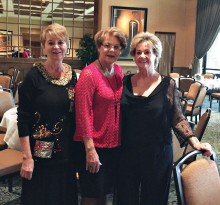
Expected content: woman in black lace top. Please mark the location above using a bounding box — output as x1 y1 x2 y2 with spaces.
17 23 78 205
116 32 212 205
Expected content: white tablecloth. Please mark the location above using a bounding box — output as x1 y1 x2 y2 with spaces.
0 107 21 151
199 78 220 90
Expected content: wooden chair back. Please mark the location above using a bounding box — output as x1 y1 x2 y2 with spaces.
178 77 195 97
194 108 211 140
202 73 215 79
180 97 188 115
185 85 207 124
0 149 23 192
74 69 81 74
193 86 208 110
7 67 16 77
172 132 185 163
169 72 180 79
185 81 201 101
0 75 12 89
183 108 211 163
0 89 15 119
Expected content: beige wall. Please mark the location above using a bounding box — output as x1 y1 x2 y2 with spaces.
98 0 196 68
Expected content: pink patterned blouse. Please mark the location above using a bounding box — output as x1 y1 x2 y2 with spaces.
73 63 124 148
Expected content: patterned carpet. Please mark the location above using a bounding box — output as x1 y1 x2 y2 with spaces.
0 96 219 205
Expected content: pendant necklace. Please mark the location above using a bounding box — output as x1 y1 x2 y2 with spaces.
98 59 115 77
98 59 118 123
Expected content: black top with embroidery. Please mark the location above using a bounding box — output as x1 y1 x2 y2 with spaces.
17 63 77 159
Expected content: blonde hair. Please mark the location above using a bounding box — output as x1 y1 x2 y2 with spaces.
130 32 162 68
41 23 69 47
94 27 127 50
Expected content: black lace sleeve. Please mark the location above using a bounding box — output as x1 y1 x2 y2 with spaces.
167 78 194 147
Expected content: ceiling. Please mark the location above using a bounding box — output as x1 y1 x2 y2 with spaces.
0 0 94 20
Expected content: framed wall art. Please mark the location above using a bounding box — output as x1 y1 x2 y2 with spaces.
111 6 148 60
0 30 13 52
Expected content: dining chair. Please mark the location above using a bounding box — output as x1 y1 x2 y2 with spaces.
202 73 215 79
0 74 12 89
169 72 180 79
172 131 186 163
210 92 220 112
74 69 81 80
182 108 211 164
184 81 202 102
0 107 21 151
7 67 16 77
74 69 81 74
184 84 207 124
0 148 23 192
7 67 17 90
179 97 188 115
181 82 201 121
178 77 195 97
173 150 220 205
0 134 4 144
0 88 15 121
11 69 20 95
0 125 7 151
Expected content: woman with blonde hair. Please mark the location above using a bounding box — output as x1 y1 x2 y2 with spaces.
18 23 78 205
117 31 212 205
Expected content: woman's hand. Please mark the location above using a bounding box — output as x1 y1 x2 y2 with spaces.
85 147 101 174
19 137 34 180
20 157 34 180
189 136 212 157
193 142 213 157
83 137 102 173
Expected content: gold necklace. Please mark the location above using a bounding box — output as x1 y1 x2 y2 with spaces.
37 63 72 86
99 59 118 123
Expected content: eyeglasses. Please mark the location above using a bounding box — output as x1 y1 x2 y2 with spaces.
101 44 122 51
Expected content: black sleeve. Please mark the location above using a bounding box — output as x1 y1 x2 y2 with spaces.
17 67 38 137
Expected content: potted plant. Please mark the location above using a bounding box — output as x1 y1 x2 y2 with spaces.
75 33 98 68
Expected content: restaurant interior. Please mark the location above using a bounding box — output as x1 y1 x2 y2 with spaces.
0 0 200 78
0 0 220 204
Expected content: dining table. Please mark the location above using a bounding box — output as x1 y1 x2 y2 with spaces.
0 107 21 151
199 78 220 97
199 78 220 91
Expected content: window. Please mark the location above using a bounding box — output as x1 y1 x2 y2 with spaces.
0 0 97 59
203 31 220 74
